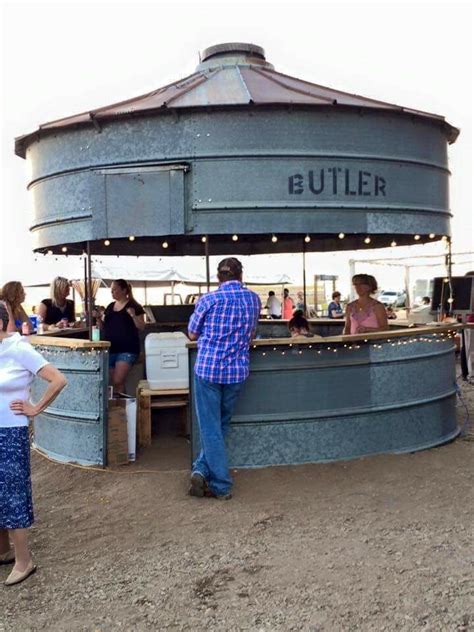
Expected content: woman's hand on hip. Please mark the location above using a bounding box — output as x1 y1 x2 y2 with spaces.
10 400 39 417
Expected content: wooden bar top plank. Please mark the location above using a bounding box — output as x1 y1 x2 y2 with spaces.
30 336 110 350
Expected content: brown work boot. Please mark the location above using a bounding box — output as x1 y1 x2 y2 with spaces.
188 472 207 497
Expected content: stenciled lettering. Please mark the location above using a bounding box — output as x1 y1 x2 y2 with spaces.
288 167 387 197
288 173 304 195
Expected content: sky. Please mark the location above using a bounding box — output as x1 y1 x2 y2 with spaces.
0 0 472 296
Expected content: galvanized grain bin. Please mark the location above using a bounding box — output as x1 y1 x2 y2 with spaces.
16 42 459 257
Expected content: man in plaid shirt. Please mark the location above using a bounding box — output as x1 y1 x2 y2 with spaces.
188 257 261 500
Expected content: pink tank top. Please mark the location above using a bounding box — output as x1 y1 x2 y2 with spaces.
349 301 380 334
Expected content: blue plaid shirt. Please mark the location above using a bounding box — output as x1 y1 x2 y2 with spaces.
188 281 261 384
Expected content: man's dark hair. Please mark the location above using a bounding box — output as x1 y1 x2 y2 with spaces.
332 291 341 300
268 291 275 296
422 296 431 304
283 288 289 296
217 257 243 283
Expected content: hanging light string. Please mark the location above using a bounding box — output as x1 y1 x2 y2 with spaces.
250 330 457 356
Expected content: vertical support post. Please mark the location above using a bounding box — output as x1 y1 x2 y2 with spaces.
302 238 307 316
86 241 93 340
446 237 453 315
205 236 210 293
349 259 356 300
144 280 148 305
404 265 411 313
83 252 89 324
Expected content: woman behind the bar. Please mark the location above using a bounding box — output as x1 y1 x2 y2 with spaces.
288 310 311 337
0 311 67 586
38 276 75 329
0 282 32 334
97 279 145 395
344 274 388 335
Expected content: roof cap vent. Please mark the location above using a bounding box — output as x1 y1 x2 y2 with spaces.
201 42 266 63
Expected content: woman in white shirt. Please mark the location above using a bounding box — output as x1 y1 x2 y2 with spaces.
0 315 67 586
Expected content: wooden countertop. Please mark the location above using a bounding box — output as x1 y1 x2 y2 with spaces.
186 323 462 349
29 335 110 349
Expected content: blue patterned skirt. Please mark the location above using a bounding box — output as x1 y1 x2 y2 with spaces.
0 426 34 529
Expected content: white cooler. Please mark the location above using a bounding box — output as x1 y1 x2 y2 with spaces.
145 332 189 389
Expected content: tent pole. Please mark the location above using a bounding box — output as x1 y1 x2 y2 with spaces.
86 242 93 340
205 236 210 293
144 280 148 305
302 238 307 316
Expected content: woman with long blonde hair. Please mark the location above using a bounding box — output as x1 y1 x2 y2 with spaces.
38 277 75 328
0 282 32 334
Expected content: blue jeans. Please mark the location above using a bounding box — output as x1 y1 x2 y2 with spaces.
192 375 243 496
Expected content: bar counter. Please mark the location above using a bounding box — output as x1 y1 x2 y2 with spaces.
28 324 461 468
188 324 461 468
30 336 110 466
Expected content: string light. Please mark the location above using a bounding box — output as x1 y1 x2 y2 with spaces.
104 240 110 246
414 234 421 241
129 235 135 241
271 235 278 243
61 246 68 253
232 234 239 241
338 233 345 239
47 250 53 255
304 235 311 243
162 241 169 249
254 332 454 357
390 240 397 247
429 233 435 239
364 236 371 244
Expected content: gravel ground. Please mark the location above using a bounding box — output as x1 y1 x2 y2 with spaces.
1 380 473 631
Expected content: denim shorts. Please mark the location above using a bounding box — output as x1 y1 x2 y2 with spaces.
109 352 138 368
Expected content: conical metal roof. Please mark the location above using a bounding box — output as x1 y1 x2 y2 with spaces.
15 42 459 157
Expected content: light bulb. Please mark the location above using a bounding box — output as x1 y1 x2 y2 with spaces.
304 235 311 243
414 234 421 241
129 235 135 241
338 233 345 239
271 235 278 243
61 246 68 253
201 236 207 243
162 241 168 249
47 250 53 255
104 240 110 246
390 240 397 247
429 233 435 239
232 234 238 241
364 236 371 244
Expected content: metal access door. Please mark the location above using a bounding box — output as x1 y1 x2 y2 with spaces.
102 165 186 238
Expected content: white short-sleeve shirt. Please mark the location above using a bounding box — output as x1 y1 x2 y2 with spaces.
0 333 49 428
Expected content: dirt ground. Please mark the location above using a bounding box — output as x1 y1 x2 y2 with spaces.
1 380 473 632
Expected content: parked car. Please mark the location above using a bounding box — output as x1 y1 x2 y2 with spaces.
378 290 406 307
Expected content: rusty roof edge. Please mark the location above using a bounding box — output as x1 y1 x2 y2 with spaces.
257 66 449 121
